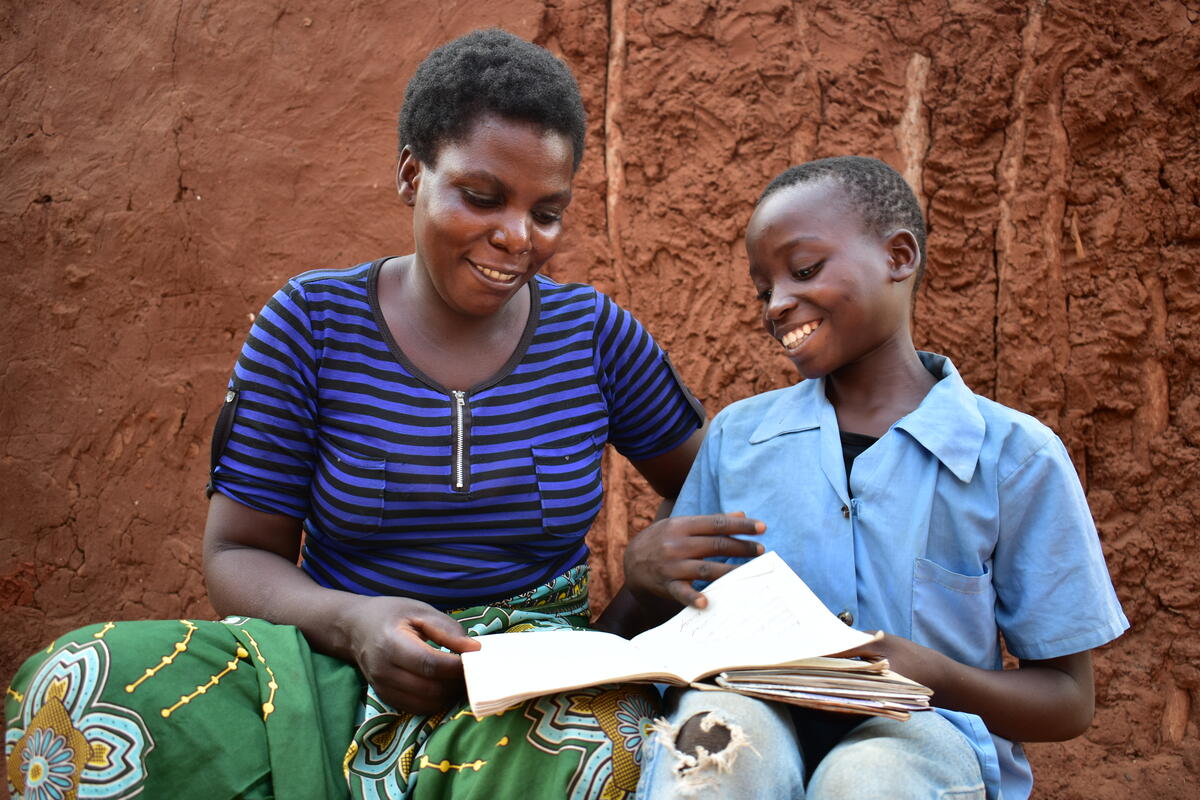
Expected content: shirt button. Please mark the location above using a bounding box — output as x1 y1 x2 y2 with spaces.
837 610 854 626
841 505 850 518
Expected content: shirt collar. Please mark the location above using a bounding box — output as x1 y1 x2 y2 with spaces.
747 352 985 483
894 353 985 483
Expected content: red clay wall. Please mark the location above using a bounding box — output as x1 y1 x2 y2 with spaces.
2 1 1198 796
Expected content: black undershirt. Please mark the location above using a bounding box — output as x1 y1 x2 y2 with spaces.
840 431 879 497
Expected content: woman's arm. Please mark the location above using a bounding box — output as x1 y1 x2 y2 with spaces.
838 634 1095 742
203 493 478 714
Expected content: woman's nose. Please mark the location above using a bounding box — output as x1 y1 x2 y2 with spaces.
490 212 532 254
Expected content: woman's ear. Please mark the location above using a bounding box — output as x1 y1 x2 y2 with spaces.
396 146 421 206
885 229 920 283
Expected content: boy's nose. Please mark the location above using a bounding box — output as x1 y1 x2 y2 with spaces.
765 289 797 320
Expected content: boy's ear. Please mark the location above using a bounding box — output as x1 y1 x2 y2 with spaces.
396 146 422 206
885 229 920 283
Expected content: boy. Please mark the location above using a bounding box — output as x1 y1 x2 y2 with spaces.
624 156 1128 799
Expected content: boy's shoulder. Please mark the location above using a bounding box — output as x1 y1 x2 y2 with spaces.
919 352 1070 481
969 391 1066 481
708 382 816 441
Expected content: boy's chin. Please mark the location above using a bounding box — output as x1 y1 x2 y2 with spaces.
787 357 831 381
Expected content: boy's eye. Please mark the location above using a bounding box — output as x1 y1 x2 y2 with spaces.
533 208 563 225
756 287 772 303
793 260 825 280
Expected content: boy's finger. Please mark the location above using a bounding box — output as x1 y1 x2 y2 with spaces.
700 535 765 559
666 579 707 609
700 513 766 536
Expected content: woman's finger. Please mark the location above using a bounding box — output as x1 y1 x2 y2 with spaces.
389 630 468 681
413 612 481 654
370 669 464 714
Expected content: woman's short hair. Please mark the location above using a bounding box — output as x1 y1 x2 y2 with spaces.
399 28 587 171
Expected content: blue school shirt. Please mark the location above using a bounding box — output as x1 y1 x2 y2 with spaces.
677 352 1128 800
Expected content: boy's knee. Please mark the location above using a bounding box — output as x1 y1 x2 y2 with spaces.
808 714 984 800
674 712 733 756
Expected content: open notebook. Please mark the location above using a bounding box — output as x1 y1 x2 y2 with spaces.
462 551 932 719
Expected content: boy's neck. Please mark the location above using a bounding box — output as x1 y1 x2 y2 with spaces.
824 335 937 438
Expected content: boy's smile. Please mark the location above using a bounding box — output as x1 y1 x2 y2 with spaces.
779 319 823 352
745 178 916 381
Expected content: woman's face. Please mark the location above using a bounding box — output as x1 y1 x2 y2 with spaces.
399 114 575 319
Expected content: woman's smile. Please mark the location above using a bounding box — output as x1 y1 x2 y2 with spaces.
467 259 522 286
399 114 575 321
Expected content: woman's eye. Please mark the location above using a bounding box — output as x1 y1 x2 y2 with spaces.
462 190 499 207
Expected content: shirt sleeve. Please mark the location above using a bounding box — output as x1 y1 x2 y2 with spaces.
592 291 704 460
208 280 320 519
993 434 1129 660
670 414 724 518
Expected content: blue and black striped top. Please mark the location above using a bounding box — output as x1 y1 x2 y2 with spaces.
210 259 704 608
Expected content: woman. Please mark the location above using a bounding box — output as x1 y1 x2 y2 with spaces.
5 29 759 800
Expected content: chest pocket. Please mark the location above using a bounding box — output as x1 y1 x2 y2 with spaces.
911 557 1000 668
311 439 388 541
533 437 604 539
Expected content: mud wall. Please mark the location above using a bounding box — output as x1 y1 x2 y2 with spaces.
2 1 1198 796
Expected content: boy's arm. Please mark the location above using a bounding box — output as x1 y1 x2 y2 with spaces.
598 415 765 636
838 635 1095 742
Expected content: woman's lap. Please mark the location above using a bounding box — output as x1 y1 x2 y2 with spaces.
6 569 661 800
5 617 361 799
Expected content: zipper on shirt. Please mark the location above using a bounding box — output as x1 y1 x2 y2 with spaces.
451 390 471 493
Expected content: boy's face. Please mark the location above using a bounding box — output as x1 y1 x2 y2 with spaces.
745 179 916 380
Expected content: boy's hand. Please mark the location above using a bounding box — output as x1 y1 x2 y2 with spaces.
834 632 1097 742
623 512 765 609
833 632 949 690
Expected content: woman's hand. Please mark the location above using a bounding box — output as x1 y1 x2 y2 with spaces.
344 596 481 715
204 494 482 715
623 512 765 610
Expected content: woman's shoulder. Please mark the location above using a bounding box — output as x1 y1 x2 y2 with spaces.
281 259 379 295
532 272 599 303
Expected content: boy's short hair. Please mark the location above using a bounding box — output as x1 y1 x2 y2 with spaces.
398 28 587 172
759 156 928 292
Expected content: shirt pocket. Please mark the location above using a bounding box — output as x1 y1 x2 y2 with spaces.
532 436 604 539
911 557 999 668
312 439 388 541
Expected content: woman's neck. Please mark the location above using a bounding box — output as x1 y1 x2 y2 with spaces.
378 255 532 391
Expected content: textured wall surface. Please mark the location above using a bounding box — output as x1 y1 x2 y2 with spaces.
2 1 1198 796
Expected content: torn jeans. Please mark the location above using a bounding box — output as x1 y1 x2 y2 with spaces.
637 689 986 799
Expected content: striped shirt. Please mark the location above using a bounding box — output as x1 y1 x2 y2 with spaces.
210 259 704 607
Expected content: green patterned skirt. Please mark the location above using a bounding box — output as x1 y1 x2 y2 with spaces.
5 566 659 799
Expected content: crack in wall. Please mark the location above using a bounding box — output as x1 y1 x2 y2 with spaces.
993 0 1043 400
896 52 932 216
603 0 631 567
1043 64 1071 434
